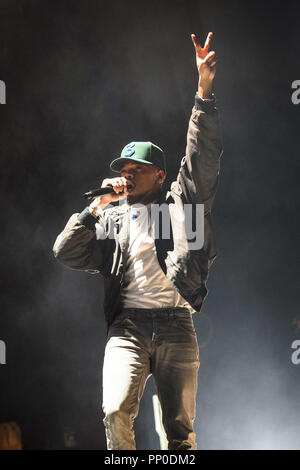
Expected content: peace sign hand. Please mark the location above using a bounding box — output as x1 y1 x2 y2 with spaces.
191 32 217 98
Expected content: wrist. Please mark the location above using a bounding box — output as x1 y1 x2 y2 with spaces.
89 206 100 217
89 196 110 217
197 78 213 100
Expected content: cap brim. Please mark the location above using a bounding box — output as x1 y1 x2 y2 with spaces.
110 157 154 172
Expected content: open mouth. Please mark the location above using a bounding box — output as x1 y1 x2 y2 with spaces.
126 182 135 192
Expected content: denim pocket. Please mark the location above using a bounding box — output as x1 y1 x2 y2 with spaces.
174 315 196 335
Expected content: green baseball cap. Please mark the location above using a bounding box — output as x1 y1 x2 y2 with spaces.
110 141 166 173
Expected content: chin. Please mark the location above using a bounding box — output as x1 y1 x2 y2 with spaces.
126 193 139 205
126 192 145 205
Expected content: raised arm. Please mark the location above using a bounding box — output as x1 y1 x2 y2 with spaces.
174 32 223 211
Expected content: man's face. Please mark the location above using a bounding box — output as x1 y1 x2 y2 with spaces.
120 161 165 204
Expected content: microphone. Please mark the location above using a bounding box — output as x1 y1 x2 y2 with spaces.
83 187 115 200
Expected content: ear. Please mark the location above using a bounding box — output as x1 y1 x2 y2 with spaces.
156 169 166 186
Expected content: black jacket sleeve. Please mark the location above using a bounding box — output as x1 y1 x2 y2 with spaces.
174 93 223 213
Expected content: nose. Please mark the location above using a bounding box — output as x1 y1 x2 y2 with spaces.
121 168 134 179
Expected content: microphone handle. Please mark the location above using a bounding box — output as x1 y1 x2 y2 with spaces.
83 187 115 200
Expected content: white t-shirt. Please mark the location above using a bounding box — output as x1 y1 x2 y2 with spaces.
120 202 195 313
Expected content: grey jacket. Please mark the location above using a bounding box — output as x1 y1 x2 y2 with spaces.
53 93 223 327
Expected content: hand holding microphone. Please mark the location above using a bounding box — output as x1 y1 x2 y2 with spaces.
86 177 129 216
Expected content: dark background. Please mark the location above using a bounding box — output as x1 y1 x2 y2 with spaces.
0 0 299 449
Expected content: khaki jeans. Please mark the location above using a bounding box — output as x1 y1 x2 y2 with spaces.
102 307 200 450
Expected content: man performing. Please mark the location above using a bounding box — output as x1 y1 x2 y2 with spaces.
53 32 222 450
